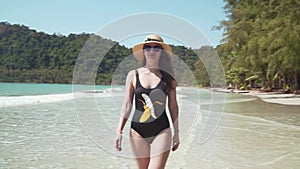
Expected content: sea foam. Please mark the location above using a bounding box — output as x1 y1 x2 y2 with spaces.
0 93 75 107
0 91 113 108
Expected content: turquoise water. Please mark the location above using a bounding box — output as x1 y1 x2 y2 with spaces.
0 83 299 168
0 83 109 96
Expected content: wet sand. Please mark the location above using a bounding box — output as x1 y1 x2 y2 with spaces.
242 91 300 105
214 88 300 105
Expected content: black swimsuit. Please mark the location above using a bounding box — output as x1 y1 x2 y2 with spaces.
131 70 170 144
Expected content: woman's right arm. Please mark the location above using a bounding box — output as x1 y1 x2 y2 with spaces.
115 70 136 151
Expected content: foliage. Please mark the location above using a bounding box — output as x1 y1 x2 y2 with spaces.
216 0 300 91
0 22 215 86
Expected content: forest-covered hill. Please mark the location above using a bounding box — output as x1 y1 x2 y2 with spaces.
0 22 210 85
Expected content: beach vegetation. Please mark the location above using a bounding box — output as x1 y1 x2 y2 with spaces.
216 0 300 92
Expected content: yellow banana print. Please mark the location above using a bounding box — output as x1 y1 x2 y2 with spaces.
139 101 151 123
139 93 163 123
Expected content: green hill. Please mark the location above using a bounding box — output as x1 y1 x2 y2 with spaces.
0 22 209 85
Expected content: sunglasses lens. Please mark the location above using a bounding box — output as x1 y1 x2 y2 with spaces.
153 46 162 52
143 45 162 52
143 45 151 51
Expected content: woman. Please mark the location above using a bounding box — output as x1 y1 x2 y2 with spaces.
115 34 179 169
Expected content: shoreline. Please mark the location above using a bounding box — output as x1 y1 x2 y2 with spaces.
242 90 300 106
213 88 300 106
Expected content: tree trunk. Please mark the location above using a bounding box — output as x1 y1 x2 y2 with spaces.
294 70 298 91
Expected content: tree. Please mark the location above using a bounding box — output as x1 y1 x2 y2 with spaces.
216 0 300 92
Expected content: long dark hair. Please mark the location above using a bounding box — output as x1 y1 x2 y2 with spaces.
142 50 176 92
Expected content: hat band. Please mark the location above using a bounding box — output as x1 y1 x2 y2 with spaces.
145 38 162 42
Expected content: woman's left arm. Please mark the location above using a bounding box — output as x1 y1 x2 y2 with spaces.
168 80 179 151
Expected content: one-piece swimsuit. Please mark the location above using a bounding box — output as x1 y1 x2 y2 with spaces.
131 70 170 144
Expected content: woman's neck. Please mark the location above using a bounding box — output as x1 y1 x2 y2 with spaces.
143 64 161 74
145 62 159 69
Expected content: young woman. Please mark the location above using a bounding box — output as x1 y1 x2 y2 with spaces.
115 34 179 169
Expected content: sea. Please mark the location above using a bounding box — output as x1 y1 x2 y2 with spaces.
0 82 299 169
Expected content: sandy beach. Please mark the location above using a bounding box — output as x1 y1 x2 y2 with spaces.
241 91 300 106
214 88 300 106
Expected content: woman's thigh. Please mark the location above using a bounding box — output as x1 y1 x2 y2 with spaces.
149 128 172 168
130 129 151 158
151 128 172 156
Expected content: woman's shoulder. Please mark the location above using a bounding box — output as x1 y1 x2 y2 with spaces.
126 69 139 88
127 70 137 77
126 69 140 80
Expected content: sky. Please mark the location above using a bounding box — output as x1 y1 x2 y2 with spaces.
0 0 227 48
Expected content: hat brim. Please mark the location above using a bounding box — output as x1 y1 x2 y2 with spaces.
132 41 172 63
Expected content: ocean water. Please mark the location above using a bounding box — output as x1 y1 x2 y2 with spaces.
0 83 299 168
0 83 108 96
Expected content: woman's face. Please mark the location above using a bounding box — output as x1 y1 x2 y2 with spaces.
143 43 162 63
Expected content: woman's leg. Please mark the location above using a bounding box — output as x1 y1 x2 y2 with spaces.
148 128 172 169
130 129 151 169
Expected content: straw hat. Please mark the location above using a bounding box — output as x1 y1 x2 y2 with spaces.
132 34 172 63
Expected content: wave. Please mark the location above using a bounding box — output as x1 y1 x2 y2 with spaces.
259 150 300 166
0 91 112 108
0 93 75 107
224 112 300 130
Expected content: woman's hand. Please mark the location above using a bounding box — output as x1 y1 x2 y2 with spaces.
115 132 122 151
172 132 180 151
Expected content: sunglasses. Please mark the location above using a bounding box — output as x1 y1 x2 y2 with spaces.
143 45 162 52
